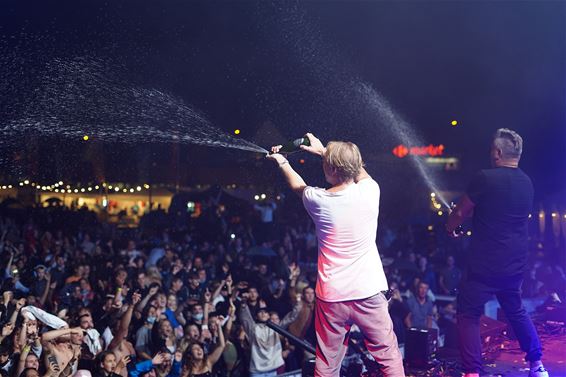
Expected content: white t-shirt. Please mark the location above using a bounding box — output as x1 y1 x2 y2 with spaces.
302 178 388 302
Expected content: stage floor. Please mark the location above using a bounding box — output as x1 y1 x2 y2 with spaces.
482 333 566 377
406 331 566 377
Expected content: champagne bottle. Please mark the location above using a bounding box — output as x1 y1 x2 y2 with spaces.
274 136 311 154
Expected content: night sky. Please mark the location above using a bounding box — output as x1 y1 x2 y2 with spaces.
1 1 565 208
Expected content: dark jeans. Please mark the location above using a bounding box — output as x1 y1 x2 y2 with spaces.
457 273 542 373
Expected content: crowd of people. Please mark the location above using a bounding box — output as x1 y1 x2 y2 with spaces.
0 190 562 377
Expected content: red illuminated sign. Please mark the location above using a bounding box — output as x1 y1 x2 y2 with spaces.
392 144 445 158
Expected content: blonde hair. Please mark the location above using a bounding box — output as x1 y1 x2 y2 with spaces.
323 141 363 183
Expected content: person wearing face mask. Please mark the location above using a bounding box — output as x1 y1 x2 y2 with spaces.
239 299 284 377
135 306 158 361
190 304 205 325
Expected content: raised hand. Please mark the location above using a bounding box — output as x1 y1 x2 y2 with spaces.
300 133 326 156
1 323 14 337
174 350 183 363
148 285 159 296
117 355 131 369
152 352 166 365
172 264 182 275
131 292 142 305
203 289 212 303
289 263 301 280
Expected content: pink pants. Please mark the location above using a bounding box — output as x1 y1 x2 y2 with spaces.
314 293 405 377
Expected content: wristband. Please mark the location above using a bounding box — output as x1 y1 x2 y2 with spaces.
278 160 289 167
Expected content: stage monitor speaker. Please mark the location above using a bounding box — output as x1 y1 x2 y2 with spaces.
405 327 438 368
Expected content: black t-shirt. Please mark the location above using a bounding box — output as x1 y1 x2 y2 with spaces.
467 167 533 277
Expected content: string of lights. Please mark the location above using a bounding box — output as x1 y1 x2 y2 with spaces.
0 180 151 193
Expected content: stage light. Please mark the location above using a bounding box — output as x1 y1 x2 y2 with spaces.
114 187 119 192
58 181 63 185
230 233 236 239
144 184 150 189
234 129 241 135
95 185 99 189
136 186 142 191
254 195 259 201
466 231 472 236
88 187 92 191
24 180 29 185
299 159 305 164
260 193 266 199
83 135 89 141
451 120 458 126
430 193 436 198
73 189 78 193
108 185 113 189
80 188 85 192
551 212 557 218
427 225 433 231
437 211 443 216
528 214 532 218
130 188 134 193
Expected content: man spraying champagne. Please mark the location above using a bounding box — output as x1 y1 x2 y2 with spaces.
267 133 404 377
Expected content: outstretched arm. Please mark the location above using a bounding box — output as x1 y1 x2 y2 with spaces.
109 293 141 349
268 132 331 197
267 153 308 197
207 318 226 366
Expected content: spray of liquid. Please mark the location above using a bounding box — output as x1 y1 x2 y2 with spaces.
0 56 268 154
259 4 451 208
354 83 451 208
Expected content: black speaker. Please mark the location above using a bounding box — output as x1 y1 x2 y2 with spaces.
405 327 438 368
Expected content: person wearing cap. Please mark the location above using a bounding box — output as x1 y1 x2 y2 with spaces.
239 299 284 377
